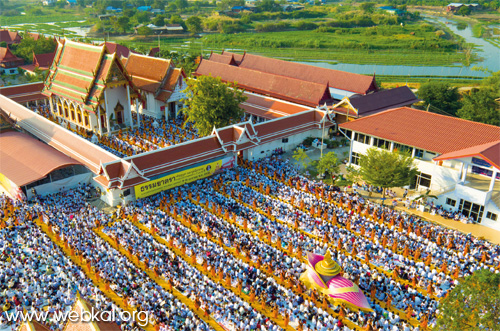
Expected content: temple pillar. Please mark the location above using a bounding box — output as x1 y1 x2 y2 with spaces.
461 163 468 183
489 170 498 192
49 96 54 114
348 130 355 165
104 90 111 134
135 99 141 128
98 107 103 136
127 85 133 129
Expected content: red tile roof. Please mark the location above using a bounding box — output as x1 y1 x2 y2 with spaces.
148 47 160 57
129 136 225 174
125 53 171 82
59 41 103 74
0 82 47 103
0 131 80 186
339 107 500 154
434 140 500 171
221 51 244 64
0 47 23 65
124 54 184 102
194 59 332 107
28 32 41 41
0 29 21 45
241 92 310 119
208 52 237 65
163 68 182 90
33 51 55 68
236 52 377 95
102 42 135 58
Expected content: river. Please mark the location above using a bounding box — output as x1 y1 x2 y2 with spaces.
298 16 499 79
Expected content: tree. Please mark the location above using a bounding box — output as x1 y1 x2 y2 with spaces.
153 14 165 27
344 165 362 186
186 16 203 34
182 75 247 136
137 26 153 36
436 269 500 330
292 148 310 171
257 0 280 12
457 88 500 126
358 148 418 200
360 2 375 13
174 0 188 10
457 5 471 16
418 81 462 116
314 152 340 177
10 35 57 63
133 11 150 24
218 0 244 11
110 16 130 34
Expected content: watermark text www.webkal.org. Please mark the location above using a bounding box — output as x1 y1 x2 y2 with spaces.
1 308 149 327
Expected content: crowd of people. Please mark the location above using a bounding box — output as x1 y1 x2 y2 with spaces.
1 155 499 331
29 105 199 158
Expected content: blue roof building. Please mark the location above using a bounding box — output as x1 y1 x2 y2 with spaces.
137 6 152 11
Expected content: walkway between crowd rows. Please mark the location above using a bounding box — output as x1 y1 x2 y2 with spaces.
31 216 157 331
213 185 423 328
93 220 225 331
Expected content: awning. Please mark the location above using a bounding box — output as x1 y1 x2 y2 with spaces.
0 131 81 186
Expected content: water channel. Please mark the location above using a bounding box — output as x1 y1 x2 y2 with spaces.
298 16 499 78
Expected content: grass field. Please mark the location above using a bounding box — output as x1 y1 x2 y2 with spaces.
196 25 469 66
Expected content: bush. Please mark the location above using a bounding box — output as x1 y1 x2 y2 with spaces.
295 21 318 31
255 21 290 32
137 26 153 36
303 137 315 146
3 9 20 16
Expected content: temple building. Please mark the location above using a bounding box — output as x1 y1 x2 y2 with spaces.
123 53 186 120
42 39 139 135
0 47 24 75
0 29 22 45
19 51 55 75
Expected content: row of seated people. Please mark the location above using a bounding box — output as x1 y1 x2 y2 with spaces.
19 185 212 331
234 171 460 288
28 105 200 157
178 174 432 330
102 218 282 331
248 156 499 273
0 191 139 331
122 199 350 330
123 187 373 330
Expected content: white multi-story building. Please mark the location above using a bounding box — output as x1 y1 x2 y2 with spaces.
340 107 500 230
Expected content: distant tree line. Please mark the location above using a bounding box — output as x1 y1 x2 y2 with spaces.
418 71 500 126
